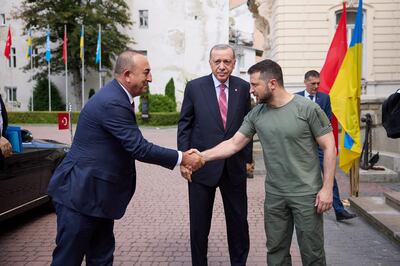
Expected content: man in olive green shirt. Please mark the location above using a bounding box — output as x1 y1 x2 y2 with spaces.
198 59 336 265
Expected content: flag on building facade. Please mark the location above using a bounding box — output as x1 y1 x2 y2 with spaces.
26 29 32 59
3 25 12 59
330 0 363 173
45 29 51 62
80 25 84 61
320 2 347 93
95 29 101 64
62 27 67 65
319 2 348 151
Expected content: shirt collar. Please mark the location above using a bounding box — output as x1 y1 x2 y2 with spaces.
117 81 134 105
304 90 316 99
212 74 229 89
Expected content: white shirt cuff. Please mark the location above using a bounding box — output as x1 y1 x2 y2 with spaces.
176 151 182 166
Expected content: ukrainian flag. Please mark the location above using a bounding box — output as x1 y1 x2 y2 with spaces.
80 25 84 61
26 29 32 59
330 0 363 173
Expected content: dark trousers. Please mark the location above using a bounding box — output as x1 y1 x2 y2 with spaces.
318 153 345 214
188 168 249 266
51 203 115 266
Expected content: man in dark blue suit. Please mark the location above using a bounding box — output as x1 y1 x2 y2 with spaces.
296 70 356 221
48 50 204 266
0 94 12 160
178 44 251 266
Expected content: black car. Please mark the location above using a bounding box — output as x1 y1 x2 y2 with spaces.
0 130 68 221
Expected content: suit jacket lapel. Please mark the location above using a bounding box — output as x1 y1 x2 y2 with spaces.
201 75 225 130
316 92 322 106
113 79 137 123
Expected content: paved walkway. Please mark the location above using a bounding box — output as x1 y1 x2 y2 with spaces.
0 125 399 265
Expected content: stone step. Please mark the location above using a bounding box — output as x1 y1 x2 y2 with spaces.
359 166 400 182
385 191 400 212
349 196 400 245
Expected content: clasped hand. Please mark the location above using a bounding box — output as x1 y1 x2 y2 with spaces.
180 149 204 182
0 136 12 158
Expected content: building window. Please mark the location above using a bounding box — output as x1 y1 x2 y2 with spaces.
137 50 147 56
32 48 39 68
237 53 245 69
336 10 361 46
139 10 148 28
8 47 16 68
0 14 5 26
5 87 17 102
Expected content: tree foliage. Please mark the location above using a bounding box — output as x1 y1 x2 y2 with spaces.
165 78 176 102
30 78 65 111
15 0 133 105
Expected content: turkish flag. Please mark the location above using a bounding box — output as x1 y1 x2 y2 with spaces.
4 26 12 59
58 113 69 130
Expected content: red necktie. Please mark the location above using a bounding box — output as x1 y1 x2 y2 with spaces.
218 84 227 129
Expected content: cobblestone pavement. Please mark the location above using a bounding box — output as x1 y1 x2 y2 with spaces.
0 125 399 265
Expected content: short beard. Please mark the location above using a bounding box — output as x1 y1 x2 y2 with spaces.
258 90 272 104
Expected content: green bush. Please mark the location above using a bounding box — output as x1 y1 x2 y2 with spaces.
8 111 179 126
30 78 65 111
137 112 180 126
165 78 177 111
8 111 80 124
165 78 176 102
139 94 175 112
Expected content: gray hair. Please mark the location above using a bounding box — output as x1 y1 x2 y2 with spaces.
114 49 140 76
209 44 236 60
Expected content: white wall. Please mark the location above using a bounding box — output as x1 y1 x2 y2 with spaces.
128 0 229 109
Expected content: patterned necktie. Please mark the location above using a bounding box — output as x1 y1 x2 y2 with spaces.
218 84 227 129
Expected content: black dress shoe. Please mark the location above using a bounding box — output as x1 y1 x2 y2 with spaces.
336 210 357 221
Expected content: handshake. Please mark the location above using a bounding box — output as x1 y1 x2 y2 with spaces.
181 149 205 182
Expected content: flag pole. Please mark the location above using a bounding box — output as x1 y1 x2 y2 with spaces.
65 24 68 111
47 26 51 112
99 24 102 89
81 24 85 109
69 102 73 143
48 56 51 111
29 28 34 111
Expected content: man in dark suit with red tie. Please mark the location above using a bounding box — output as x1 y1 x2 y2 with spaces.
48 50 204 266
296 70 356 221
178 44 252 266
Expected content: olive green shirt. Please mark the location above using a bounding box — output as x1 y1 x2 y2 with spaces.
239 95 332 196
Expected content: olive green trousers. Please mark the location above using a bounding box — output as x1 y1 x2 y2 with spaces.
264 193 326 266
